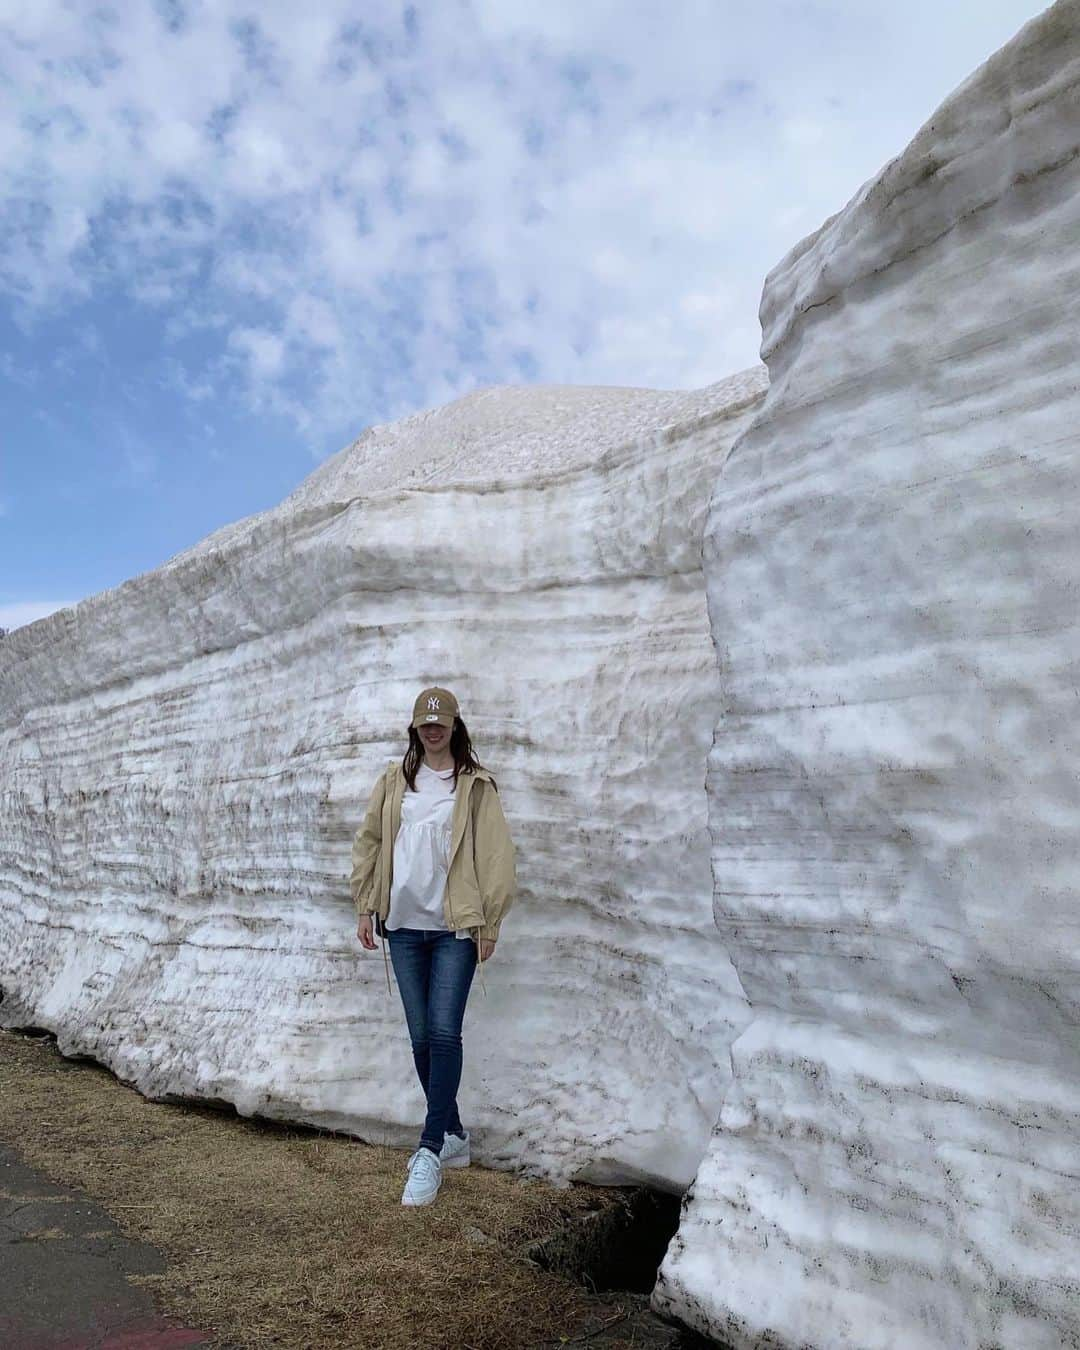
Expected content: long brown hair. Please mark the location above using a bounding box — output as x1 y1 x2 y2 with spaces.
402 716 490 793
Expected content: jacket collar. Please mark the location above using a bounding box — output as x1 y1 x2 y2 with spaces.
387 760 494 787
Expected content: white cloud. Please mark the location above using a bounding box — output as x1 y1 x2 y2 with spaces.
228 326 287 379
0 0 1050 450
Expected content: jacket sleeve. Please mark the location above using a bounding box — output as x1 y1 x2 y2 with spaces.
472 779 517 942
350 770 387 915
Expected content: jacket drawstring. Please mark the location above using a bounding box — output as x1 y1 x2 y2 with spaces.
475 927 486 997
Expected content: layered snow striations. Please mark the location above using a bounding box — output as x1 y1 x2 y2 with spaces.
2 2 1079 1347
0 370 765 1189
653 3 1080 1347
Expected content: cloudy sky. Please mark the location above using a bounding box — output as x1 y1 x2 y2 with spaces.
0 0 1047 631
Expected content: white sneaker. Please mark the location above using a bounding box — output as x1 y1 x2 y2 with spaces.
401 1147 442 1206
438 1129 471 1168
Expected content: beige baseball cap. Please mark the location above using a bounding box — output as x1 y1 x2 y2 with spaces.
411 686 460 730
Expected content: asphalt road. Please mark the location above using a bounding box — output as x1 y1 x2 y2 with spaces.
0 1141 212 1350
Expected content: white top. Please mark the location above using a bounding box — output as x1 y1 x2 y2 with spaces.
387 763 473 938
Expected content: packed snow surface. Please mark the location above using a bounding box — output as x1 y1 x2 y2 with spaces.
0 367 766 1194
2 2 1079 1347
652 3 1080 1347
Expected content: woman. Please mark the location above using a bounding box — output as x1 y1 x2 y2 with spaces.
350 685 517 1208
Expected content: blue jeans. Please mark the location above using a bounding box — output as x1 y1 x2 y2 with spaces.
387 927 478 1154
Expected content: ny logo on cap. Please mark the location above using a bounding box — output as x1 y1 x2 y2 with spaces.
427 696 440 710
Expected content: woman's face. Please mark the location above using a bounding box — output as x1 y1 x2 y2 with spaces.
418 721 451 753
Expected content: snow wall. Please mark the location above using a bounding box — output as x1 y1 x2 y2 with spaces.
1 3 1078 1348
653 2 1080 1347
0 371 765 1193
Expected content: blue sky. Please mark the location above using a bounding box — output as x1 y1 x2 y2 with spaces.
1 0 1048 632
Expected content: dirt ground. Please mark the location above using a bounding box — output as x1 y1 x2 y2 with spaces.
0 1027 701 1350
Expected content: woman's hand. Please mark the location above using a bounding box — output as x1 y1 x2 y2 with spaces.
356 915 495 962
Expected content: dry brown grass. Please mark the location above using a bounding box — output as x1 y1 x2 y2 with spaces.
0 1028 684 1350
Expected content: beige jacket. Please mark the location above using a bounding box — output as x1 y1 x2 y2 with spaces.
349 761 517 996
